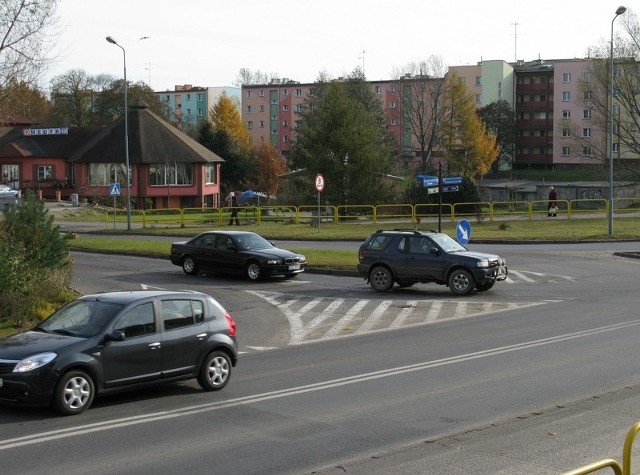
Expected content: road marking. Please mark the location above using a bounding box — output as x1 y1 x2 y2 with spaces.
4 319 640 452
508 270 535 282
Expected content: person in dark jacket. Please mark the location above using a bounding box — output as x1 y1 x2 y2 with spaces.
229 194 240 225
547 186 558 217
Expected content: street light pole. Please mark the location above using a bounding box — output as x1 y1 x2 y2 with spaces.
106 36 132 231
609 6 626 236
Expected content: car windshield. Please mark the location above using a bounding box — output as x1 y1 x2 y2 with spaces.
36 300 124 338
431 233 467 253
234 233 274 251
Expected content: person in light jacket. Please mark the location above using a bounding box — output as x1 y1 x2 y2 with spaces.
547 186 558 217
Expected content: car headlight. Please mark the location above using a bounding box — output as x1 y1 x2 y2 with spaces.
266 259 282 265
13 352 57 372
476 259 490 268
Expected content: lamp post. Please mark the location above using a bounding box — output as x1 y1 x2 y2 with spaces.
106 36 132 231
609 6 626 236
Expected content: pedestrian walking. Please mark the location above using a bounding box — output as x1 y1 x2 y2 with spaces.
548 186 558 217
229 194 240 225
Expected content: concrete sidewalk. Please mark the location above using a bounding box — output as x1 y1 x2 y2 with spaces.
317 385 640 474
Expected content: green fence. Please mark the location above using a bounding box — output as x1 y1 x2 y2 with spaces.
103 197 640 229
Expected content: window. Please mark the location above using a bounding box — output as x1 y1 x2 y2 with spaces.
282 120 288 127
205 164 217 184
390 118 397 126
259 120 264 128
247 90 253 98
282 135 288 143
613 104 620 115
149 163 193 186
582 128 591 137
114 303 155 338
247 121 253 129
259 89 264 96
258 105 264 112
246 105 252 113
389 85 397 92
198 108 204 117
186 94 191 100
374 85 381 94
562 128 570 137
583 109 592 119
282 89 288 96
562 91 571 101
583 71 592 82
389 101 396 109
475 76 482 86
613 143 620 152
161 299 204 330
562 110 571 119
582 146 592 156
562 72 571 83
562 146 571 156
583 91 592 100
89 163 130 186
197 93 204 101
295 88 302 96
295 104 303 112
282 104 288 111
37 165 53 181
475 94 482 103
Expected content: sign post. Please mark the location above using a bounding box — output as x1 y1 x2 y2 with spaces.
109 183 121 229
314 173 325 233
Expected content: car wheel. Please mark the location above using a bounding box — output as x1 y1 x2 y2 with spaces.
449 269 475 296
198 350 232 391
476 280 496 292
246 261 262 281
182 256 198 275
369 266 394 292
52 370 95 415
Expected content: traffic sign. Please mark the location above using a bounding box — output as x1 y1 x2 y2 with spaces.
442 176 463 185
427 187 439 194
315 173 325 192
456 219 471 245
109 183 121 196
442 186 459 193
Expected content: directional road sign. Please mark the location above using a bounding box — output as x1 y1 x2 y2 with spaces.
456 219 471 245
109 183 121 197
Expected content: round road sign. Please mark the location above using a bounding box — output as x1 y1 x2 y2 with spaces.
315 173 325 192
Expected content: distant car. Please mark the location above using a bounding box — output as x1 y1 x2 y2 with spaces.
170 230 306 281
357 229 507 295
0 290 238 415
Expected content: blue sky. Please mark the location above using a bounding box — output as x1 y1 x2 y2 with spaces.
46 0 630 91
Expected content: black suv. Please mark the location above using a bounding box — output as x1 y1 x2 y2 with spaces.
357 230 507 295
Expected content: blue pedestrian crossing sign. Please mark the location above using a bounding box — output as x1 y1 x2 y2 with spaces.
456 219 471 245
109 183 121 196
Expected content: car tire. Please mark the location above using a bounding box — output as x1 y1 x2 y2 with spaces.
475 280 496 292
52 370 95 415
369 266 394 292
182 256 198 275
246 261 262 281
449 269 475 296
198 351 232 391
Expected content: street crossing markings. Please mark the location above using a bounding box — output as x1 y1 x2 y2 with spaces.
247 291 551 345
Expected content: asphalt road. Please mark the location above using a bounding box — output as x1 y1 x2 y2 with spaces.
3 243 640 474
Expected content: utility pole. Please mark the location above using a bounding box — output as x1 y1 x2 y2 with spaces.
511 22 519 61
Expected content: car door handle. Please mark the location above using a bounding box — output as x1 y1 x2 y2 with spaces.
148 342 161 349
196 333 207 340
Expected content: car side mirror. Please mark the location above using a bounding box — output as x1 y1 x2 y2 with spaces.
104 330 126 343
429 247 441 256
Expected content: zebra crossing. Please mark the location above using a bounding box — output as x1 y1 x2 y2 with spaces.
247 290 552 345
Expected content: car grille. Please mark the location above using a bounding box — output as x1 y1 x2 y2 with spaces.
0 360 18 374
284 257 302 264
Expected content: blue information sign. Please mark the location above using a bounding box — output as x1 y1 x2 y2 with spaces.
456 219 471 245
109 183 121 196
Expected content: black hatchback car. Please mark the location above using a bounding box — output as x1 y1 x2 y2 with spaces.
0 290 238 415
357 229 507 295
170 230 306 281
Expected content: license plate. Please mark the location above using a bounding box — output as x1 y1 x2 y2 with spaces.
0 377 3 388
288 264 300 270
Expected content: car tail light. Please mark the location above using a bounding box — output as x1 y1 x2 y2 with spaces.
225 313 237 336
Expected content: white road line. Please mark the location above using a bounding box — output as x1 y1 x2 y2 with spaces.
390 300 418 328
454 302 468 319
508 270 536 282
424 301 443 323
293 298 345 344
356 300 393 334
322 300 370 339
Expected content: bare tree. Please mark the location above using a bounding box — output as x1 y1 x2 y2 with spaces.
0 0 60 100
391 56 448 174
233 68 270 86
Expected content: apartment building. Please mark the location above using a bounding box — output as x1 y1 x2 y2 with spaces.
240 58 629 171
156 84 241 129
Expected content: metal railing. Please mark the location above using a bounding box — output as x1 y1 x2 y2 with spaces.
102 197 640 229
562 421 640 475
